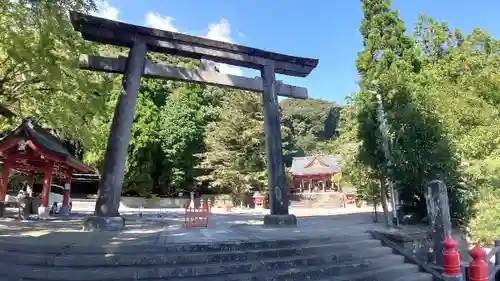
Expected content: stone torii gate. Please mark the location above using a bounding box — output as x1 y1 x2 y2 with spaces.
70 12 319 230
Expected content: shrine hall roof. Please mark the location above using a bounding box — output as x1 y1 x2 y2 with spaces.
290 155 341 176
0 119 94 174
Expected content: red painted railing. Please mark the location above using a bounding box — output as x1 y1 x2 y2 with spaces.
442 236 493 281
184 203 210 227
443 236 462 278
469 245 488 281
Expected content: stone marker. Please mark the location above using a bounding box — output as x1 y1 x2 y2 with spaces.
425 180 452 267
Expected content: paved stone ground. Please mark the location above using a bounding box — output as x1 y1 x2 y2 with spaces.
0 205 388 247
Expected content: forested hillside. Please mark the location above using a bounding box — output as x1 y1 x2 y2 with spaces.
280 99 340 164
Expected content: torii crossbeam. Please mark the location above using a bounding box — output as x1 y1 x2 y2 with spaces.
70 12 319 230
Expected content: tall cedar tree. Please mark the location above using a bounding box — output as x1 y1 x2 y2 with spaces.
356 0 466 225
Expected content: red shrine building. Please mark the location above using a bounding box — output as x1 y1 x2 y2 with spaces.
0 119 94 218
290 155 341 194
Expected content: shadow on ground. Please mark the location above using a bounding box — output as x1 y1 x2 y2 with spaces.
0 207 390 248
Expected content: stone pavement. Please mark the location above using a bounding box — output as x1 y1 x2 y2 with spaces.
0 206 388 247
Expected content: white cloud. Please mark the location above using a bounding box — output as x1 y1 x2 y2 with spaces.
206 18 232 43
145 12 178 32
92 0 119 21
205 18 243 76
141 13 243 76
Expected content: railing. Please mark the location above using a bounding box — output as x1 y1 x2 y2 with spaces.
369 230 445 280
184 202 210 227
442 236 500 281
485 240 500 281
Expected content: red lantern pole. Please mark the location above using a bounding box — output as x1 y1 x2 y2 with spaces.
443 236 463 280
469 245 488 281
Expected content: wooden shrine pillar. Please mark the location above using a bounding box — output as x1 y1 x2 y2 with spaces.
83 41 148 231
261 61 296 226
60 173 72 216
39 161 53 219
0 160 11 202
0 159 11 217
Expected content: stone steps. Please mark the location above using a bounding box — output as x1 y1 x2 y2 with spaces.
0 240 388 267
0 233 434 281
0 233 374 254
394 272 434 281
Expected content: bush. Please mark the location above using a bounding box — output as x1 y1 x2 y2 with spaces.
468 186 500 245
466 158 500 245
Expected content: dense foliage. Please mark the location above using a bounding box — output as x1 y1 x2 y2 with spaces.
326 0 500 242
2 0 500 243
0 0 109 146
280 99 340 162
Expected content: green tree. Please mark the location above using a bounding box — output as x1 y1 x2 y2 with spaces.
0 0 110 146
159 83 209 193
280 98 340 158
355 0 417 225
354 0 470 226
200 91 267 197
412 18 500 228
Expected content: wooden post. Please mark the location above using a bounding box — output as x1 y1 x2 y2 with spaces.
0 159 11 202
60 173 72 216
261 61 296 226
189 191 195 208
95 42 147 216
425 180 452 267
0 159 11 217
84 41 147 231
38 162 53 219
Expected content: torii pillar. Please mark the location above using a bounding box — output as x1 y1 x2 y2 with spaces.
261 61 296 226
83 42 148 231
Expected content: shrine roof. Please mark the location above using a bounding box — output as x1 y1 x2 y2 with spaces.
0 119 94 174
290 155 341 175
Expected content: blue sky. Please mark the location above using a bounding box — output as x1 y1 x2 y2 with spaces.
94 0 500 105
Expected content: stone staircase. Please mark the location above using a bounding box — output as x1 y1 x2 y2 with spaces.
289 193 344 209
0 232 433 281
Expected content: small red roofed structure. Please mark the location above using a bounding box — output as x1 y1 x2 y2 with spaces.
0 119 94 218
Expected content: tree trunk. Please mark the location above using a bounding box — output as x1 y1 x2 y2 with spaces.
379 176 391 227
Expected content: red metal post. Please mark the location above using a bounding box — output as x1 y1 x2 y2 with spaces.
40 162 53 208
0 159 11 202
469 245 488 281
443 236 462 278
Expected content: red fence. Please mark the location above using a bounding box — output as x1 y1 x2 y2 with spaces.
443 236 490 281
184 204 210 227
